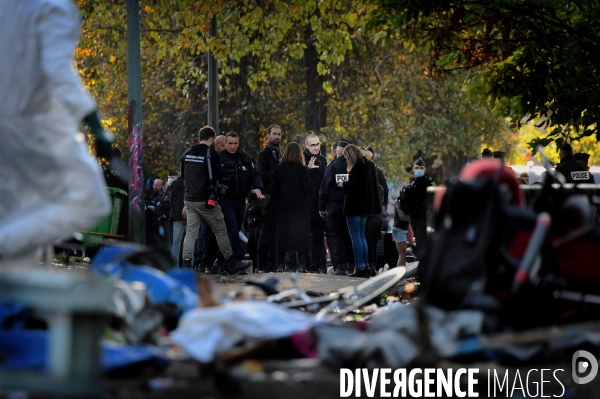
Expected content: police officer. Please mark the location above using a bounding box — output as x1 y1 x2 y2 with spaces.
405 158 435 260
214 131 264 269
180 125 251 274
319 139 355 275
556 144 594 184
257 124 283 273
304 134 328 273
574 153 595 183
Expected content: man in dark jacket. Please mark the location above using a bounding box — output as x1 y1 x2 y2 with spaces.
405 157 435 259
213 131 264 269
574 153 595 183
556 144 594 184
257 125 283 273
319 139 355 275
180 126 251 274
304 134 328 273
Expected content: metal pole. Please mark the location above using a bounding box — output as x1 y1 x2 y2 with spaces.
127 0 146 245
208 15 219 133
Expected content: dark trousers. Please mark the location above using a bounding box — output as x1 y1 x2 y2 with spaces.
410 217 428 259
247 226 259 272
277 251 310 266
162 219 173 252
326 201 355 266
310 220 327 269
258 209 277 271
220 198 245 260
324 222 335 267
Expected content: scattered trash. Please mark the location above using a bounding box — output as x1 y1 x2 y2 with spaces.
171 301 321 363
0 330 169 373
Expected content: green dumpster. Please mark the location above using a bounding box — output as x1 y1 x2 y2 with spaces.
82 187 128 248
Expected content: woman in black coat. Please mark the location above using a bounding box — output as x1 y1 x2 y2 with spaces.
271 142 313 272
342 144 381 277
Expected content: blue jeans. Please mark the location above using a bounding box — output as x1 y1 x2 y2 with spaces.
171 220 186 264
220 198 246 260
346 215 368 269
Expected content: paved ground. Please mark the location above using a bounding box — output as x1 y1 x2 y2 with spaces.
206 272 367 296
52 259 374 296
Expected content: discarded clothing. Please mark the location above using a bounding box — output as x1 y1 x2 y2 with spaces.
171 301 321 363
92 246 198 315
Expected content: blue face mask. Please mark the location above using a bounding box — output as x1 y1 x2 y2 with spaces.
413 169 425 178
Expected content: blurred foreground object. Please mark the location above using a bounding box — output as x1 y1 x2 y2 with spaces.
0 269 114 397
0 0 110 263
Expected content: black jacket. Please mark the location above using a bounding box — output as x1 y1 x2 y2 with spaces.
181 144 224 201
219 150 263 201
272 162 313 252
556 156 595 184
343 159 381 216
319 156 348 211
170 178 185 222
258 145 282 195
303 148 328 220
406 175 435 219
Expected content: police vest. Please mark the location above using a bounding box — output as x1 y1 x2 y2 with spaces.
220 151 252 199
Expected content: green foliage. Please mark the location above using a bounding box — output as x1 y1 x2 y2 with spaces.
75 0 509 183
366 0 600 150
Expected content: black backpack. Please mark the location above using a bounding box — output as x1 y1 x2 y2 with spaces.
395 192 410 222
397 182 415 217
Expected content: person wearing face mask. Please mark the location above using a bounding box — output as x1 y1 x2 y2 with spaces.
404 158 435 260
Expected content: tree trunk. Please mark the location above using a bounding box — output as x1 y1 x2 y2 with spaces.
304 26 327 133
442 153 467 180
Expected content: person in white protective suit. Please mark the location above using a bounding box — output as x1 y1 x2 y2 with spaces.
0 0 115 262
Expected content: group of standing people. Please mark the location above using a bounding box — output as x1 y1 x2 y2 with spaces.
121 124 440 279
171 124 403 278
256 129 391 278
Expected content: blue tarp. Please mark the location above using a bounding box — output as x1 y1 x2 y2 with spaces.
92 245 199 314
0 330 169 372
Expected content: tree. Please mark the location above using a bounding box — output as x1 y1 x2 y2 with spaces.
75 0 510 183
366 0 600 151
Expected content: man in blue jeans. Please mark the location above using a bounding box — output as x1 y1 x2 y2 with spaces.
212 132 264 273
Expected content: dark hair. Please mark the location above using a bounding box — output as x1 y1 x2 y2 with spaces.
281 142 305 165
198 125 217 141
332 141 338 150
111 147 122 159
366 146 375 156
267 124 282 135
560 144 573 158
225 131 239 139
